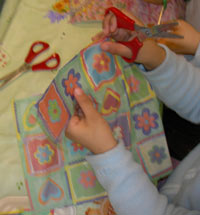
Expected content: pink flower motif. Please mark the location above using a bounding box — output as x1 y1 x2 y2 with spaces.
127 75 140 93
79 170 96 189
93 52 110 74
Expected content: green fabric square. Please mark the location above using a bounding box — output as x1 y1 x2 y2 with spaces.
65 161 106 205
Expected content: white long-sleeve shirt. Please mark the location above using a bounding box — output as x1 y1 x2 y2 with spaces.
86 44 200 215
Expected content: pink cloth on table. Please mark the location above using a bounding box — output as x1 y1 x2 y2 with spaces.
68 0 186 24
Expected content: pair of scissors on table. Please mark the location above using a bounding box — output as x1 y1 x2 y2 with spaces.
105 7 183 63
0 41 60 89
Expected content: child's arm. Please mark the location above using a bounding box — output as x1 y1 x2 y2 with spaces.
65 89 200 215
141 44 200 124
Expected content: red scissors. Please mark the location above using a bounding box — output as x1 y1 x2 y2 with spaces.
105 7 183 63
0 41 60 89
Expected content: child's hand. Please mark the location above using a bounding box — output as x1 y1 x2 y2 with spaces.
99 10 166 70
158 20 200 55
92 10 142 60
65 88 117 154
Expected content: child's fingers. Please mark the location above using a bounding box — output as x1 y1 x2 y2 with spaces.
101 41 132 59
91 31 105 42
65 115 81 139
102 13 112 35
74 88 98 120
103 12 117 36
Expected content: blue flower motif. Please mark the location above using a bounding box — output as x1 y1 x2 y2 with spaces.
133 108 158 135
34 145 54 164
148 145 167 164
62 68 82 100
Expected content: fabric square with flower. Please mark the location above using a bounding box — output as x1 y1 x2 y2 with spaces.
122 64 155 108
65 161 107 205
37 81 71 141
135 132 172 179
61 68 82 100
80 41 121 91
133 107 159 136
24 133 64 176
54 55 85 109
131 99 162 141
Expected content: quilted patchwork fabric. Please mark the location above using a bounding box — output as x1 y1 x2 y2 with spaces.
14 39 172 214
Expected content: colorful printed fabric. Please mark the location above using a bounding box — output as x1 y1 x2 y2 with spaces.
50 0 186 24
14 39 172 214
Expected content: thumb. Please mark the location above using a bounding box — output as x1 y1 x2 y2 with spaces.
74 88 97 119
101 41 132 59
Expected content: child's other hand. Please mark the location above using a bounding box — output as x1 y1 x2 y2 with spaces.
65 88 117 154
158 20 200 55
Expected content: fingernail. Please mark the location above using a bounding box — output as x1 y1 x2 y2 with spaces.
74 88 82 96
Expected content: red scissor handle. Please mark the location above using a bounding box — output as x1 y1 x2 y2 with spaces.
105 7 143 63
105 7 135 31
25 41 60 71
119 38 143 63
31 53 60 71
25 41 49 64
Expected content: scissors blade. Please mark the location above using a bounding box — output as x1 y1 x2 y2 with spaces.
0 64 29 89
154 22 179 32
135 26 154 39
152 31 184 38
136 22 183 39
